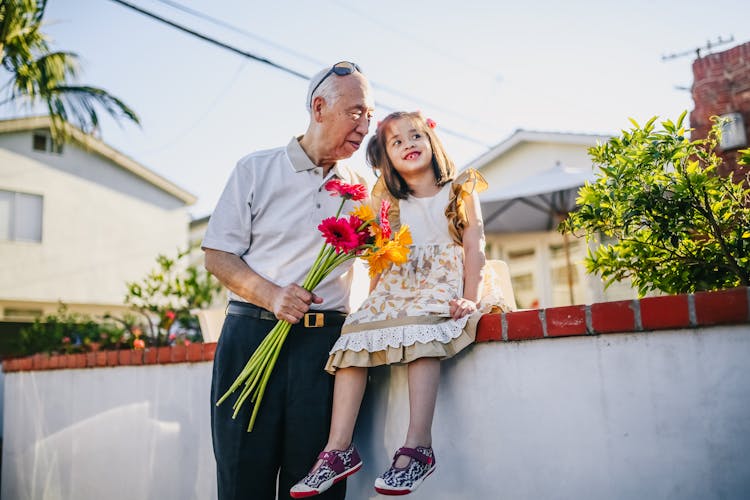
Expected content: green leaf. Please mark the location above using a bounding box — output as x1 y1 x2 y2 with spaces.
569 116 750 293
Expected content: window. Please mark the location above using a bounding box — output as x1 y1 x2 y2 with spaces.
3 308 43 320
507 248 535 260
549 240 580 258
32 131 63 154
0 190 43 242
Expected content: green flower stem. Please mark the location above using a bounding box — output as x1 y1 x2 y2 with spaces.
305 246 336 290
215 319 286 407
305 241 330 289
217 195 369 432
248 325 289 403
231 325 287 415
247 325 291 431
217 242 341 430
229 321 289 422
334 198 346 219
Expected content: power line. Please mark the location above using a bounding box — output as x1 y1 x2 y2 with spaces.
150 0 496 136
151 0 324 67
136 60 249 156
331 0 503 82
106 0 492 148
107 0 308 79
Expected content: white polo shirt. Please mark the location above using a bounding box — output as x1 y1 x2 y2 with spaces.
202 137 368 313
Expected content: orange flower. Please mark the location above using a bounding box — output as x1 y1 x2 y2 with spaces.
394 224 413 246
133 338 145 350
219 179 410 432
363 225 412 277
350 204 375 223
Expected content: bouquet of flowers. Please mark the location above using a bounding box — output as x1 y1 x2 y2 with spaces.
216 179 412 431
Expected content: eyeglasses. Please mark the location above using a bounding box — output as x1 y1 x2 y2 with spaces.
308 61 363 108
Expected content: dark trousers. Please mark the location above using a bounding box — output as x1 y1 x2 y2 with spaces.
211 312 346 500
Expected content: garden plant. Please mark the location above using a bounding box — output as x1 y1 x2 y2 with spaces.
561 113 750 295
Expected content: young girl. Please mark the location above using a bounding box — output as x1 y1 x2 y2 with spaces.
291 111 507 498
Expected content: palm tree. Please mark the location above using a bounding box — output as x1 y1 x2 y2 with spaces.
0 0 139 140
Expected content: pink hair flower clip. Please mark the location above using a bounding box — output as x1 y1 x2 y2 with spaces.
425 118 437 129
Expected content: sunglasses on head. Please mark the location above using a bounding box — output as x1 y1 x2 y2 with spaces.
309 61 363 108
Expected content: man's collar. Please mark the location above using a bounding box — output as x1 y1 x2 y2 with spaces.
286 136 356 183
287 136 320 172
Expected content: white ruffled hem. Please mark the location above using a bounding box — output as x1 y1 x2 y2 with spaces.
329 315 470 354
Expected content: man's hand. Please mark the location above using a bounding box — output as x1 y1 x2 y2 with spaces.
271 284 323 324
448 298 477 320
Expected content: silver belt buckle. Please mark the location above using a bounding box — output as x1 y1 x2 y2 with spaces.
304 312 324 328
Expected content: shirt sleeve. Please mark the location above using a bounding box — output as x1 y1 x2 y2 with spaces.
201 159 254 256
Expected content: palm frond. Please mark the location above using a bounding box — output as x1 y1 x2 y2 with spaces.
1 0 48 63
1 0 139 141
45 85 141 139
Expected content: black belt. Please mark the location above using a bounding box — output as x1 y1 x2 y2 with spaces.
226 301 346 328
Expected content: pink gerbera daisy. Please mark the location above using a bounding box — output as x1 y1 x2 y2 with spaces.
318 216 362 253
379 199 392 239
325 179 368 201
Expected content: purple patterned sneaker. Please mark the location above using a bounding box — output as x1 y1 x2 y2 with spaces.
290 444 363 498
374 446 436 496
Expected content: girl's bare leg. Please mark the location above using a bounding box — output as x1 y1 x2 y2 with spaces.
292 366 367 490
322 366 367 455
396 357 440 467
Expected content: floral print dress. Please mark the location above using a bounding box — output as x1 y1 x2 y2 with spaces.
325 171 509 373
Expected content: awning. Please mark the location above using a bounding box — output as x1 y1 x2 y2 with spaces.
479 163 595 233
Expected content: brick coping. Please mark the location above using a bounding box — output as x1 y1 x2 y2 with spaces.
4 287 749 373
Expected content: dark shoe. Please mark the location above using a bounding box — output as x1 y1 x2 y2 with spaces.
374 446 436 496
290 444 363 498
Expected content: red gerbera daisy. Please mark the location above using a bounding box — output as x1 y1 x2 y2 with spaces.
318 216 362 253
325 179 368 201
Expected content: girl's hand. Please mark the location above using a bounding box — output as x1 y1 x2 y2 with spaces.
449 298 477 319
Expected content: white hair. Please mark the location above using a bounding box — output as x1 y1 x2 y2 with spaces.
306 67 341 114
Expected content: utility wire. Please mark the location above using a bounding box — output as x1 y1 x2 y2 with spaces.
107 0 492 148
108 0 308 79
152 0 324 67
332 0 502 82
151 0 495 135
136 60 248 156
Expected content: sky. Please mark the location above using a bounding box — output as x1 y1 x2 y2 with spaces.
5 0 750 218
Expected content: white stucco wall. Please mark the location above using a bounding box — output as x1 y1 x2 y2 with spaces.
351 325 750 500
0 133 190 306
3 325 749 500
0 369 4 438
2 363 215 500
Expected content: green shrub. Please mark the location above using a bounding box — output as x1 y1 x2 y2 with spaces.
561 113 750 295
124 245 222 346
19 304 133 355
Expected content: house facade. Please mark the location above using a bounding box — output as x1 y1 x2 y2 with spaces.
466 129 637 308
0 116 196 334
